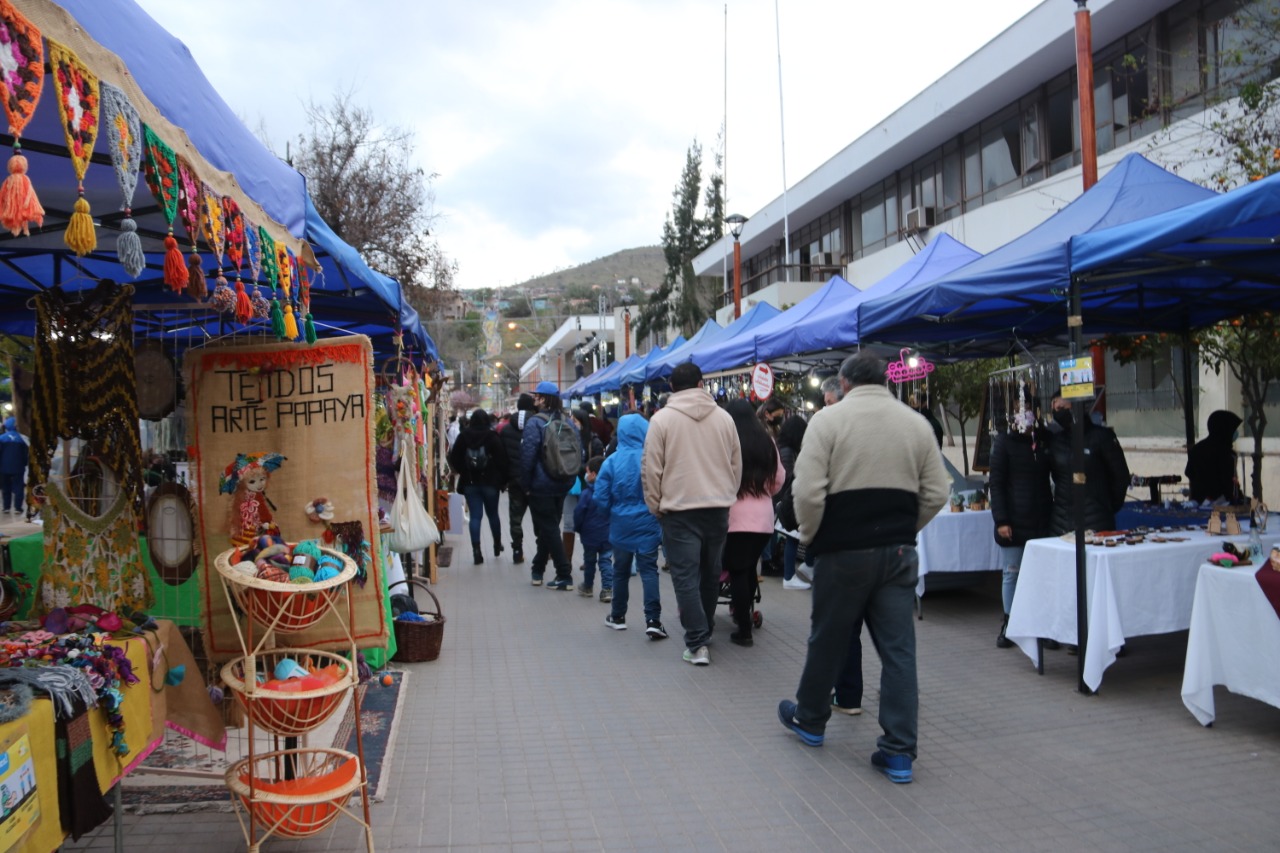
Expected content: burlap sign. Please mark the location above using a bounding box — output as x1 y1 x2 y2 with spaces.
185 337 386 660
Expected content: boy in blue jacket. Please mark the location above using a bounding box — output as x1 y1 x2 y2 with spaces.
594 414 667 639
574 456 612 600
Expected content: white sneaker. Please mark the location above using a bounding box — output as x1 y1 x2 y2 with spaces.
682 646 710 666
782 577 811 590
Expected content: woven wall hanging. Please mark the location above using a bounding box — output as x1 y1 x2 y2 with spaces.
0 0 45 237
47 39 101 256
99 82 145 277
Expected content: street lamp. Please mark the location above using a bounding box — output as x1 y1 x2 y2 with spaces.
726 213 748 319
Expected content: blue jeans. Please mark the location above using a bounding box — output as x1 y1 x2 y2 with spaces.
464 485 502 548
1 473 22 512
782 535 800 581
660 508 729 651
999 545 1024 614
794 544 919 759
581 546 613 590
611 547 660 623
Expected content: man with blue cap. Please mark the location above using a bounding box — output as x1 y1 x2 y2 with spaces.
518 381 583 589
0 417 28 515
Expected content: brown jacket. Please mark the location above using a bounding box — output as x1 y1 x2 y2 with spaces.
642 388 742 516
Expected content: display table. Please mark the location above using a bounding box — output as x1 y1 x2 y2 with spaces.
1181 563 1280 726
1005 531 1227 691
916 508 1003 599
0 620 223 852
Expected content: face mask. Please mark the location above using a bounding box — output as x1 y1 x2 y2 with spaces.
1232 430 1240 442
1053 409 1073 428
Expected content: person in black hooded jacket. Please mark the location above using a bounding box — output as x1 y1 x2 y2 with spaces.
1046 394 1130 536
988 414 1052 648
448 409 509 565
1186 410 1242 504
500 394 536 563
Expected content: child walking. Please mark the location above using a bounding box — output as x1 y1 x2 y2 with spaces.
574 456 613 600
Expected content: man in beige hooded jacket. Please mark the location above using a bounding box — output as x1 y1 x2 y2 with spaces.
642 362 741 666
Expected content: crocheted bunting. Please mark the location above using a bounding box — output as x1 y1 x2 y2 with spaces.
99 83 141 207
244 220 261 281
200 184 225 265
258 225 278 287
175 157 201 244
297 254 312 310
0 0 44 139
223 196 245 272
141 125 178 225
47 40 100 181
276 243 293 296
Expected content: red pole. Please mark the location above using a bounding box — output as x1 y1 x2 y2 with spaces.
623 311 631 358
1074 1 1105 417
1074 1 1097 192
732 238 743 319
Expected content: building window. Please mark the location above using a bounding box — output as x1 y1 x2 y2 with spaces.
980 110 1022 196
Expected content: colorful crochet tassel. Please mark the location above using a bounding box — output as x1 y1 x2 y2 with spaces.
0 151 43 237
63 193 96 255
283 302 299 341
186 251 207 300
163 233 185 292
270 294 285 338
304 312 317 344
233 278 252 324
117 216 145 277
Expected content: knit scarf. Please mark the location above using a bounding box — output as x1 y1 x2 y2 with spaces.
56 697 112 839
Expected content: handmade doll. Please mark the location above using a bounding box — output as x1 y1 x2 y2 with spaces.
219 452 286 547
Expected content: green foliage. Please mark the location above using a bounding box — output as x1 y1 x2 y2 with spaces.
932 358 1005 474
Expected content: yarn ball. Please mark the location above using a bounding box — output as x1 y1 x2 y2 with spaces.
208 684 224 705
380 673 393 687
288 565 316 583
256 565 290 584
293 540 323 560
231 560 258 576
209 282 236 314
274 658 307 680
313 565 341 583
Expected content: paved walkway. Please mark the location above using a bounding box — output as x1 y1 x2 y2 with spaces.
45 499 1280 851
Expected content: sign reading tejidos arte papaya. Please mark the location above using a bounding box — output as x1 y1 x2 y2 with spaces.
186 338 387 659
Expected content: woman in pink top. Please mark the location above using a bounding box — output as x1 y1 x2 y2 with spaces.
722 399 786 647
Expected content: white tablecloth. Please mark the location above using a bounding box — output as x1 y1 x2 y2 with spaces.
915 508 1004 596
1181 563 1280 725
1005 530 1228 690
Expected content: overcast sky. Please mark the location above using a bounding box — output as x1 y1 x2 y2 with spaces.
133 0 1042 292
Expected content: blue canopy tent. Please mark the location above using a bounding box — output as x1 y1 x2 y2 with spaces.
617 337 684 386
643 319 721 382
582 353 644 394
752 235 982 363
694 283 855 373
685 302 783 373
0 0 432 360
855 154 1217 355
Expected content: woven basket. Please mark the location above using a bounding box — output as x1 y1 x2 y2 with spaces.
226 747 361 839
390 578 445 662
220 649 354 737
215 547 356 634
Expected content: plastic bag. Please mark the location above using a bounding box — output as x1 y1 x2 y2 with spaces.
384 452 439 553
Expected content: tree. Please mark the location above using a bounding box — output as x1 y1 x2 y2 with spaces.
635 134 725 341
291 88 459 336
931 358 1005 477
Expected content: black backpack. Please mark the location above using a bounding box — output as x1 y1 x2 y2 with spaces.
465 443 488 476
540 413 583 480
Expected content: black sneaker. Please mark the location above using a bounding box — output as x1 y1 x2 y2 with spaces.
605 614 626 630
546 577 573 591
599 589 612 603
512 547 524 565
645 620 668 640
577 584 594 597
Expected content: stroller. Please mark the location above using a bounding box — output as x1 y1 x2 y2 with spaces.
718 568 763 629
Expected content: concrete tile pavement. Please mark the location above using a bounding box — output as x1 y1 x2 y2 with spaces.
52 496 1280 851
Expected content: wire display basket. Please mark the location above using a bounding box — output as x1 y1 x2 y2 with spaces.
226 747 362 840
215 547 356 634
221 649 354 737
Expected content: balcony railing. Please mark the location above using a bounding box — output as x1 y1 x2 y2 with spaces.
718 261 845 307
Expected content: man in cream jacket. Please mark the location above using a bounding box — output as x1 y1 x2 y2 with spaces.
642 362 742 666
777 353 948 784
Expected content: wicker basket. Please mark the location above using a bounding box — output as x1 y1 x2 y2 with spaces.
226 747 361 838
220 649 354 737
390 578 445 662
215 547 356 634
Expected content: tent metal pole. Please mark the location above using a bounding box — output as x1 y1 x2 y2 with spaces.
1181 330 1196 451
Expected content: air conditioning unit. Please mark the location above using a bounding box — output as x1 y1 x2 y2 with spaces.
811 252 835 266
904 206 936 234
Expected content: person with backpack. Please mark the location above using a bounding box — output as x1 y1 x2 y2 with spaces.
500 394 536 563
448 408 509 565
518 381 584 589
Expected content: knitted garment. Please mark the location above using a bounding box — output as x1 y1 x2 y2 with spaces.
29 280 144 514
39 479 152 616
57 700 112 840
0 665 96 721
99 82 141 203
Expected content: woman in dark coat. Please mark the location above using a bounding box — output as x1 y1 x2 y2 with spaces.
988 417 1052 647
1046 397 1130 536
1185 410 1242 504
774 415 809 590
448 409 510 564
